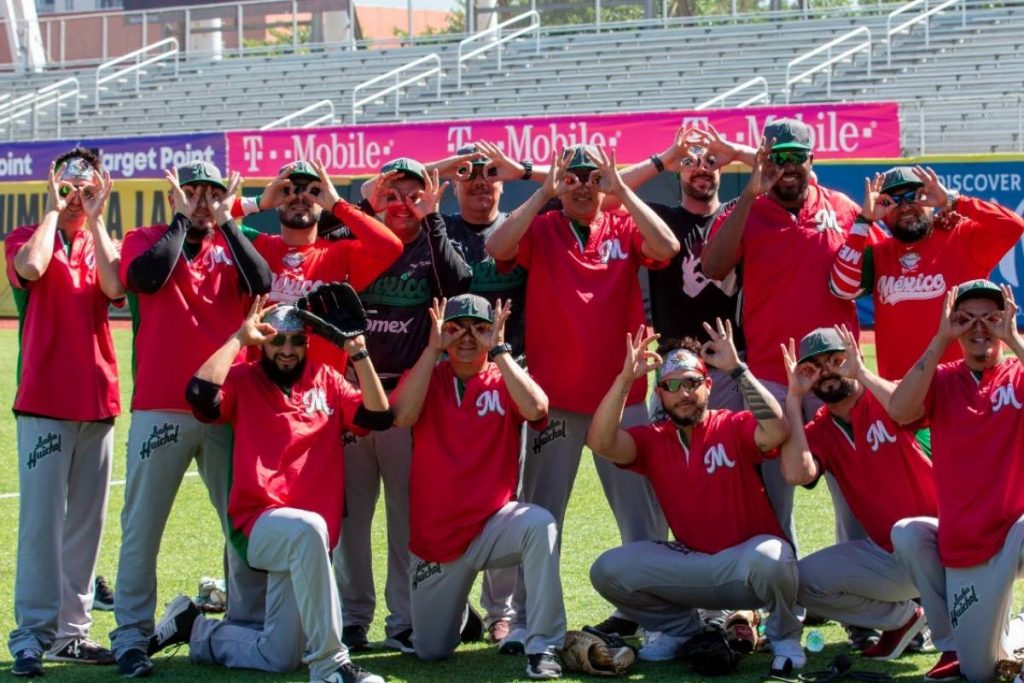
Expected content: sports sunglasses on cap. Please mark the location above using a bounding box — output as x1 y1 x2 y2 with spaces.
268 333 308 347
657 376 706 393
768 151 809 166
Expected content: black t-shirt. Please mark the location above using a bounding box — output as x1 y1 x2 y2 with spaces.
646 201 745 351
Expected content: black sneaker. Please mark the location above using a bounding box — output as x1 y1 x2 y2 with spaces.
381 628 414 654
44 637 115 664
846 625 881 651
526 651 562 680
460 604 485 643
342 624 371 652
12 648 44 677
591 615 640 638
94 576 115 611
320 660 385 683
116 649 153 678
148 595 200 655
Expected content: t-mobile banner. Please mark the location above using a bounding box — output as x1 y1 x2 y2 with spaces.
226 102 901 177
0 132 227 181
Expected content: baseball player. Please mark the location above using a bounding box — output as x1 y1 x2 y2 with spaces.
334 158 473 653
830 166 1024 381
485 143 679 651
111 162 273 677
586 321 804 667
147 297 389 683
780 325 937 660
389 294 566 679
889 280 1024 683
6 149 121 676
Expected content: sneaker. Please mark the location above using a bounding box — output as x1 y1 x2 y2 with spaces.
116 649 153 678
637 631 688 662
460 604 485 643
94 575 115 611
148 595 200 655
591 614 640 638
526 650 562 680
381 628 415 654
863 606 927 661
320 660 385 683
499 627 527 655
846 624 881 651
12 648 44 677
488 618 511 643
44 637 115 664
771 638 807 669
342 624 371 653
924 651 961 682
907 627 934 654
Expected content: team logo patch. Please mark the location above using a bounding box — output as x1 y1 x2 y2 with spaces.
813 208 842 234
475 389 506 417
703 443 736 474
282 251 305 270
865 419 897 452
992 384 1023 412
139 423 181 460
412 560 442 590
533 419 568 454
301 387 335 417
949 584 979 628
877 273 946 305
342 431 359 447
598 238 629 263
898 251 921 273
27 432 62 470
202 245 234 271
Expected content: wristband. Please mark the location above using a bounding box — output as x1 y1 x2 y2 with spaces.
349 348 370 363
488 343 512 361
728 363 749 379
855 214 872 224
650 155 666 173
521 160 533 181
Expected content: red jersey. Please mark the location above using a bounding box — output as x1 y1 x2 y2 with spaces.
710 185 875 385
206 360 364 550
513 209 667 413
5 225 120 421
121 226 250 412
408 362 544 562
624 411 785 554
868 198 1024 379
804 391 937 552
924 359 1024 567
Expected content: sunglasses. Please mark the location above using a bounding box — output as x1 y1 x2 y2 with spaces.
59 184 96 200
657 376 706 393
286 181 321 196
268 333 308 347
768 151 809 166
883 188 920 206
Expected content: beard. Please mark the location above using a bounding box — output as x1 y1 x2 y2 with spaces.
772 178 808 203
664 399 708 428
890 214 932 243
812 374 857 403
683 174 719 202
261 355 306 389
279 204 319 230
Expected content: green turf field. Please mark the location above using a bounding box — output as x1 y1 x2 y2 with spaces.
0 332 984 681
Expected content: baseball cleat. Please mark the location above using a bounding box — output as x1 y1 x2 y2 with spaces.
12 648 44 677
862 606 926 661
320 660 385 683
93 575 115 611
149 595 200 655
381 628 415 654
116 649 153 678
591 614 640 638
44 637 115 664
924 651 961 682
499 627 527 655
342 624 371 652
526 650 562 679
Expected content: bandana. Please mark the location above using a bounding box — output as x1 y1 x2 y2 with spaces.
59 157 96 182
658 349 707 380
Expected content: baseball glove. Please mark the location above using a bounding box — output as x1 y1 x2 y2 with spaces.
998 649 1024 678
558 627 636 677
295 282 367 347
677 624 741 676
724 609 761 654
194 577 227 614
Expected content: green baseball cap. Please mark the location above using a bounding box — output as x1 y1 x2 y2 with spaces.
443 294 494 323
797 327 845 364
282 160 319 182
954 279 1005 310
763 118 813 152
381 157 427 185
178 161 227 191
879 166 925 195
564 144 600 171
457 144 488 167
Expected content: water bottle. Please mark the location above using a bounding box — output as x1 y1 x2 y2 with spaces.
805 629 826 653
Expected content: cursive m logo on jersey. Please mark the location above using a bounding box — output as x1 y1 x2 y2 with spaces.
814 208 842 234
704 443 736 474
302 388 335 417
203 245 234 271
865 419 897 452
992 384 1023 412
475 390 506 417
598 238 629 263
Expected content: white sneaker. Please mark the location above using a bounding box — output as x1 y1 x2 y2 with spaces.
771 638 807 669
638 631 688 662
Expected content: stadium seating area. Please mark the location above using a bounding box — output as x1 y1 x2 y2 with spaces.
0 0 1021 154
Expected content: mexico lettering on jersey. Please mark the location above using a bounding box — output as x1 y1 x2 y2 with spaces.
625 411 784 554
804 391 937 552
924 358 1024 567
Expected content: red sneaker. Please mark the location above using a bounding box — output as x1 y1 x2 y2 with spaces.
862 606 927 661
924 651 961 682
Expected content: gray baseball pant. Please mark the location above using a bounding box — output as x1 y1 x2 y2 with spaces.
411 502 566 659
892 515 1024 682
111 410 267 657
510 403 667 630
590 535 802 643
798 538 919 631
333 426 412 638
9 416 112 656
191 507 347 680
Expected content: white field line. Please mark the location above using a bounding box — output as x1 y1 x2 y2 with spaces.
0 470 199 500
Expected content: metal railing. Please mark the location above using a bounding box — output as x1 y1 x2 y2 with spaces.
94 37 179 106
695 76 770 110
261 99 336 130
902 95 1024 155
351 54 442 124
784 26 872 104
456 11 541 89
0 76 80 140
886 0 967 64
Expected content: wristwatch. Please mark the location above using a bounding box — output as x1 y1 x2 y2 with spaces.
488 343 512 361
521 160 533 181
349 348 370 362
944 190 960 212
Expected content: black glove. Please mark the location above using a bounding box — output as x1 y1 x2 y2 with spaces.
677 624 741 676
295 282 368 348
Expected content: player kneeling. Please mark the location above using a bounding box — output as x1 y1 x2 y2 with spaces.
587 321 805 669
390 295 566 680
151 291 390 683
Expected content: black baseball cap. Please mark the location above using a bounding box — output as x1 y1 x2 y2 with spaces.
457 144 488 167
178 161 227 191
797 327 845 364
954 279 1005 310
763 119 813 152
443 294 494 323
879 166 925 195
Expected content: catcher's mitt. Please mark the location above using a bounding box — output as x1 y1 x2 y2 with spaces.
558 627 636 677
295 282 367 347
677 624 741 676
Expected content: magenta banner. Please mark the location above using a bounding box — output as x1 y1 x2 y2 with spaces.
227 102 901 177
